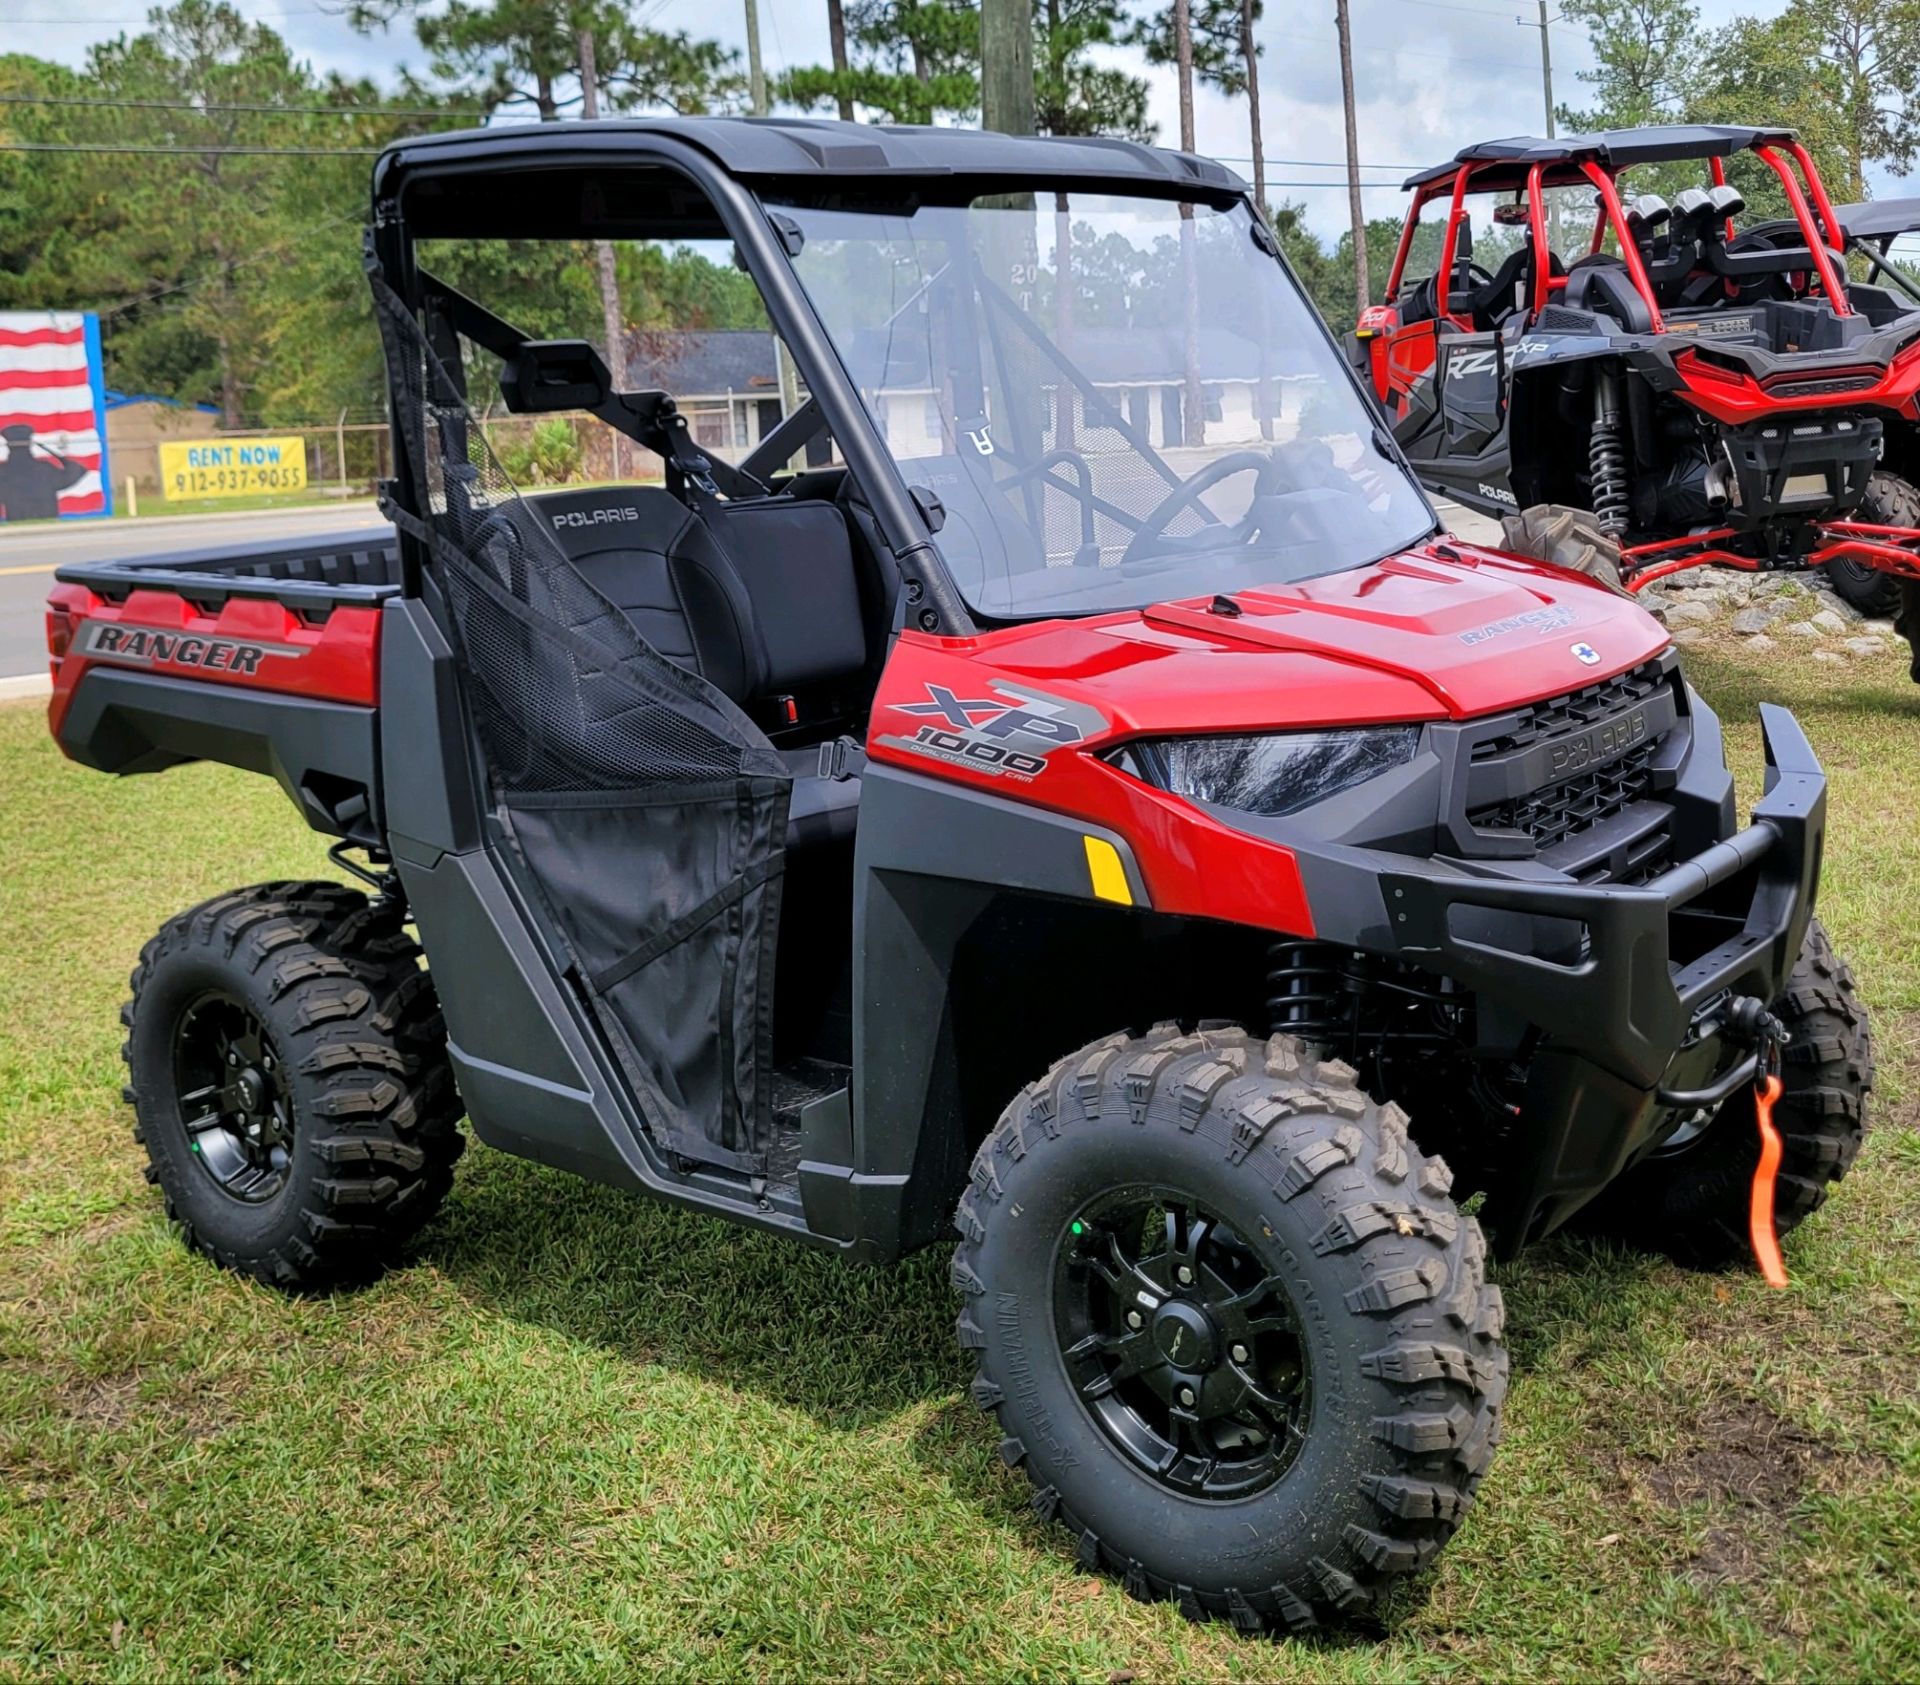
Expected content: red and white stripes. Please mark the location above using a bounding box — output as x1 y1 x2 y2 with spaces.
0 314 105 516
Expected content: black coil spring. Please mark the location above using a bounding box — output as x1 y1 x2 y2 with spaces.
1589 414 1631 535
1265 941 1342 1039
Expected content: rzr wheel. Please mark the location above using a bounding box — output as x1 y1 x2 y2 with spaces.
1826 470 1915 621
1497 503 1627 595
953 1024 1506 1632
1577 918 1871 1268
123 881 464 1292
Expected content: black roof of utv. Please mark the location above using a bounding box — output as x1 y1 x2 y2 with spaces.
374 116 1247 201
1401 124 1798 192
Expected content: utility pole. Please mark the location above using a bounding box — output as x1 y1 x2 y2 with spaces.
577 28 628 478
744 0 768 116
1334 0 1369 316
980 0 1036 135
1522 0 1555 136
1520 3 1558 250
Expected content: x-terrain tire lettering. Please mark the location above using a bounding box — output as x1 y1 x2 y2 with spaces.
953 1024 1506 1630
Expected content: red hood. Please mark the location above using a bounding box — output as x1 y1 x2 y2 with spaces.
960 542 1669 732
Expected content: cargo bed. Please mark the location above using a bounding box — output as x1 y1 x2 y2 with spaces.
45 529 404 844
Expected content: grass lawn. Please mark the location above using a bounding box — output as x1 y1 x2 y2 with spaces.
2 634 1919 1681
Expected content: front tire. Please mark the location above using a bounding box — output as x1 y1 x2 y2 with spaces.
1497 503 1628 594
1577 919 1871 1267
953 1024 1506 1631
123 881 464 1292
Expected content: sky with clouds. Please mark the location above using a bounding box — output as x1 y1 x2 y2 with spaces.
9 0 1805 242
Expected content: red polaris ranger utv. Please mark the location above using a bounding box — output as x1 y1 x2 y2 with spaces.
1358 125 1920 670
45 120 1869 1632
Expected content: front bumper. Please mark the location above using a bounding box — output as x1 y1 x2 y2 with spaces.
1293 703 1825 1250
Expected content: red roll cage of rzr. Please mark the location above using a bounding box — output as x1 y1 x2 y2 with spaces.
1359 126 1920 596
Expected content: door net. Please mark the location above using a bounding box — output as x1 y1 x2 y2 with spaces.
371 267 791 1174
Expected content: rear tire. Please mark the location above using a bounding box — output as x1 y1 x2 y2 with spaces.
1576 918 1871 1268
1826 470 1914 620
1497 504 1628 594
123 881 463 1292
953 1024 1507 1631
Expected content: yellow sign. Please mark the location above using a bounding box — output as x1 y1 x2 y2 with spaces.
159 436 307 499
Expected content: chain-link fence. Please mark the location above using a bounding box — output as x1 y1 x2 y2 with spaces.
107 399 810 511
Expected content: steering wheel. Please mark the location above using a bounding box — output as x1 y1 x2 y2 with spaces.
1120 451 1279 569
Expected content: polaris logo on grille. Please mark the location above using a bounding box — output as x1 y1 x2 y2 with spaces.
1570 642 1602 666
552 507 642 529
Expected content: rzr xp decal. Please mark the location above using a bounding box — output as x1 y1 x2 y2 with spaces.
880 680 1106 781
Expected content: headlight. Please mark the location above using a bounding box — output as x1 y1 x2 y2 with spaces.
1121 726 1422 818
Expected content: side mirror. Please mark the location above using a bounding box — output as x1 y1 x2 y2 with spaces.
909 485 947 534
499 340 613 414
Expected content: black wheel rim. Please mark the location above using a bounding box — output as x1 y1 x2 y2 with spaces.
1053 1186 1312 1499
172 990 294 1204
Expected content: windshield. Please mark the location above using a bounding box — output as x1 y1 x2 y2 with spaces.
778 191 1433 618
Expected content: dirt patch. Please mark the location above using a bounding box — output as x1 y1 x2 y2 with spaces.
1642 1398 1828 1514
1634 1397 1893 1591
54 1368 230 1442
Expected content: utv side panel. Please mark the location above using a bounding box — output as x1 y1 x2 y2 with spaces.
55 667 383 845
842 764 1152 1259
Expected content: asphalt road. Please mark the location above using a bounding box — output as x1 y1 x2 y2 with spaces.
0 496 1501 685
0 503 387 681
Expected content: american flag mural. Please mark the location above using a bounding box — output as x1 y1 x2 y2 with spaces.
0 312 112 522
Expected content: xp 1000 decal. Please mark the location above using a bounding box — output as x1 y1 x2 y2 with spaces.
879 680 1107 781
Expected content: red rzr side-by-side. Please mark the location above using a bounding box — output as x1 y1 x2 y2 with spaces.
1360 124 1920 663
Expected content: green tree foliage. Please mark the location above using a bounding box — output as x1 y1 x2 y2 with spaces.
0 3 409 426
1556 0 1701 130
1034 0 1152 140
782 1 981 125
497 415 585 483
1131 0 1241 97
783 0 1148 135
0 1 756 426
347 0 743 119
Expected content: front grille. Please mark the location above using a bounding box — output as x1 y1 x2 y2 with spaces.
1469 739 1660 849
1470 660 1671 761
1463 658 1676 861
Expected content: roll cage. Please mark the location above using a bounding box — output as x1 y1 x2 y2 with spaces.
365 118 1282 639
1381 126 1852 335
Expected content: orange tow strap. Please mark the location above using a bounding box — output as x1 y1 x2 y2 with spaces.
1749 1070 1789 1289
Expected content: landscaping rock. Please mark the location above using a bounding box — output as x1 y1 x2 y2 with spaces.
1864 618 1899 638
1845 637 1887 657
1745 633 1777 653
1784 620 1822 638
1731 605 1780 634
1810 608 1850 635
1664 599 1714 625
1670 627 1708 647
1813 589 1863 622
1813 649 1845 665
